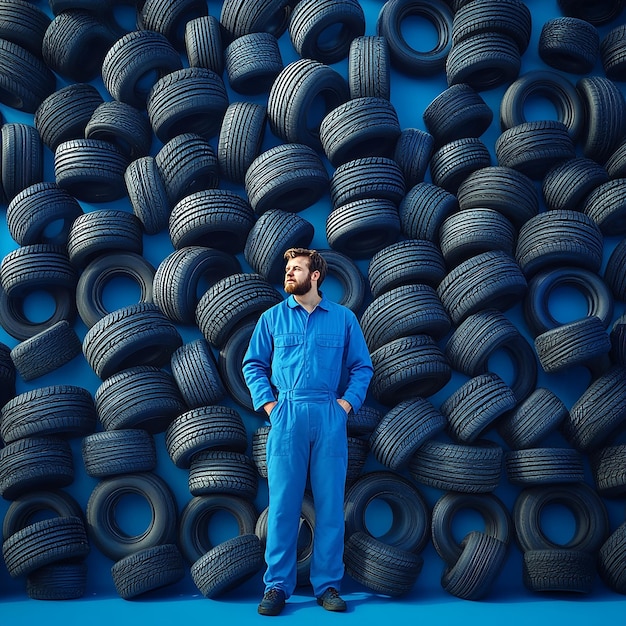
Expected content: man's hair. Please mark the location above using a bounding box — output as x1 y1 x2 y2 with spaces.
284 248 327 286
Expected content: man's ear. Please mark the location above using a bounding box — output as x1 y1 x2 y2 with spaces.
311 269 321 282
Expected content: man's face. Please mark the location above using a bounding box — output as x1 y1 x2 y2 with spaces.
284 256 312 295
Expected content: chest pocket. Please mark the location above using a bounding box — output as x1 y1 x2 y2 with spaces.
316 333 344 372
273 334 304 370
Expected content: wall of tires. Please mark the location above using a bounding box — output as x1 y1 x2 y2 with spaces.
0 0 625 608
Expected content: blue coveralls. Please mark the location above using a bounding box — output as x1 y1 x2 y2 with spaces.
242 293 373 599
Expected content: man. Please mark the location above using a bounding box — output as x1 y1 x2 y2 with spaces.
242 247 373 616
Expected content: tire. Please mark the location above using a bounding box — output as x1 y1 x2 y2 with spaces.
393 128 434 188
319 248 367 313
111 543 186 600
376 0 453 76
505 448 586 485
598 521 626 594
513 483 609 553
370 335 451 406
82 302 183 380
523 549 595 594
225 32 283 94
1 122 44 202
348 35 390 100
344 531 423 597
26 562 88 600
137 0 208 50
179 494 258 564
190 533 264 599
81 429 157 478
591 444 626 497
557 0 624 27
408 438 504 493
217 319 256 411
220 0 295 40
538 17 600 74
604 239 626 301
188 450 258 500
583 178 626 236
94 365 186 433
184 15 223 74
9 319 82 381
76 252 156 328
170 339 226 409
86 472 178 561
601 23 626 81
344 471 431 553
165 405 248 469
0 0 51 57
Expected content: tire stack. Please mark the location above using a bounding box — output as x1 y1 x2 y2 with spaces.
0 0 624 606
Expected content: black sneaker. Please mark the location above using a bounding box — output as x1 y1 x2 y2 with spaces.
258 588 286 616
316 587 347 612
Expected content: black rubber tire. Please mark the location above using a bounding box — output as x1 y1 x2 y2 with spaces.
245 143 329 215
217 319 256 411
76 251 156 328
9 319 82 382
348 404 383 439
598 521 626 594
3 489 84 539
267 57 349 151
168 189 255 255
86 100 152 162
370 334 451 406
562 365 626 453
26 561 88 600
6 181 83 247
0 341 15 406
444 308 538 403
393 128 434 188
124 156 169 235
255 491 316 587
146 66 229 143
360 283 451 352
523 266 614 337
515 209 604 278
94 365 186 433
538 17 600 74
500 70 584 139
456 165 539 230
318 248 367 313
513 482 609 553
82 302 183 380
441 530 508 601
601 23 626 81
319 96 401 167
369 398 446 472
495 120 576 180
348 35 390 100
583 178 626 236
81 429 157 478
505 448 586 485
376 0 453 76
195 272 283 349
1 122 44 203
344 531 423 597
605 139 626 178
165 405 248 469
101 29 183 109
137 0 208 50
408 437 504 493
188 450 258 500
54 138 129 203
0 0 51 57
557 0 624 26
344 471 431 553
398 181 458 242
522 549 596 594
190 533 264 599
591 444 626 497
437 250 528 326
576 75 626 164
367 239 446 298
217 101 267 185
542 157 609 213
533 315 612 374
42 9 117 82
219 0 295 40
422 83 493 148
178 494 259 564
610 312 626 367
86 472 178 560
0 436 75 500
431 491 511 565
154 132 219 208
111 543 186 599
2 516 89 578
170 339 226 409
66 209 143 269
184 14 223 74
153 246 240 325
604 239 626 301
0 384 96 444
497 387 569 450
34 82 103 152
326 197 401 259
445 32 521 91
0 38 56 113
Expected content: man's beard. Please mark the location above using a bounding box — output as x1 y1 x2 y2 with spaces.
284 274 311 295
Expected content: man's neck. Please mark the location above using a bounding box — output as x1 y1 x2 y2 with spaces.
293 290 322 313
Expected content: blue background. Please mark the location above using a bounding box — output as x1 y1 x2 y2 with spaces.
0 0 625 624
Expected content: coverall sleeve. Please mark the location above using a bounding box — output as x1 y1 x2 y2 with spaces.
340 313 374 415
242 314 277 412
